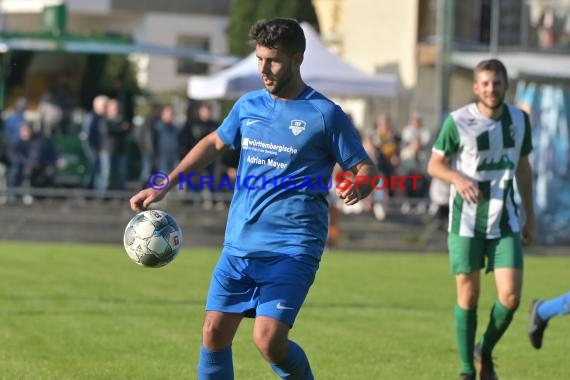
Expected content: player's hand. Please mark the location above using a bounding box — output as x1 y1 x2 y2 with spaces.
130 188 166 213
521 214 535 246
453 175 481 204
335 183 361 205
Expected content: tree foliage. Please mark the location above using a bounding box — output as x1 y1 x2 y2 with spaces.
227 0 320 56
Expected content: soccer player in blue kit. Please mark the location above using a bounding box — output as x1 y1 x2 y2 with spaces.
130 18 377 379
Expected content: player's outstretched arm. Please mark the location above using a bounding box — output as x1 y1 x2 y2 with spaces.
515 155 535 246
129 131 228 212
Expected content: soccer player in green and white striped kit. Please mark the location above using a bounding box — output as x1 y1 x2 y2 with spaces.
427 59 535 380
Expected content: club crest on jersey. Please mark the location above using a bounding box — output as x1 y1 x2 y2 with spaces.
289 120 306 136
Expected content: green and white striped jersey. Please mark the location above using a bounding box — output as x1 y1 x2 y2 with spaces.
433 103 532 238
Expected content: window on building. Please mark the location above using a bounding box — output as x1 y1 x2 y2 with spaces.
418 0 438 42
177 35 210 75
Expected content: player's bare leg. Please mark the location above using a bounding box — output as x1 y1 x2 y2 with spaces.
202 311 243 349
254 316 313 379
456 272 481 309
198 311 243 380
494 268 522 311
253 316 290 363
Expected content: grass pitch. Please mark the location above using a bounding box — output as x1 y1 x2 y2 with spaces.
1 242 568 379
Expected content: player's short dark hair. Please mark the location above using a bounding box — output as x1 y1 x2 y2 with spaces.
474 59 508 83
248 18 306 54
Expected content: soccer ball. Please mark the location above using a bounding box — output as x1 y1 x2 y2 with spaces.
123 210 183 268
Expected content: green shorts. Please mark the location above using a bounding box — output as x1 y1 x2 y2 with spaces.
448 232 523 274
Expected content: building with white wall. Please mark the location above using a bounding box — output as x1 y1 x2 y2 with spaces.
0 0 232 93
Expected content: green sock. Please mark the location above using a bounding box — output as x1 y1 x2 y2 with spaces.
480 300 516 364
455 305 477 375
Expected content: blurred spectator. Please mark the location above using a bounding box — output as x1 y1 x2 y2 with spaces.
37 91 63 137
179 100 200 158
180 102 219 208
537 8 557 49
398 137 430 214
181 102 218 153
134 102 160 188
98 98 132 192
399 138 429 181
428 177 450 231
3 97 27 150
372 114 401 181
51 72 77 134
0 119 8 203
361 123 380 217
363 114 400 220
3 99 27 202
6 115 28 201
9 123 59 203
80 95 108 189
108 78 135 125
154 105 180 174
401 113 431 149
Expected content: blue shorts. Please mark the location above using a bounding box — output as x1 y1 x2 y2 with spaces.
205 249 320 327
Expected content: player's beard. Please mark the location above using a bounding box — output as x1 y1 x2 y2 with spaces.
264 64 294 97
478 94 505 111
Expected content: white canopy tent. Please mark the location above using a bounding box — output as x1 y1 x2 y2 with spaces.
188 23 399 100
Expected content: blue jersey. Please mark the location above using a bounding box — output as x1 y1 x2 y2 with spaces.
217 86 368 259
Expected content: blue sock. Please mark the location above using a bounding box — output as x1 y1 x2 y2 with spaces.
270 340 314 380
538 291 570 321
197 346 233 380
